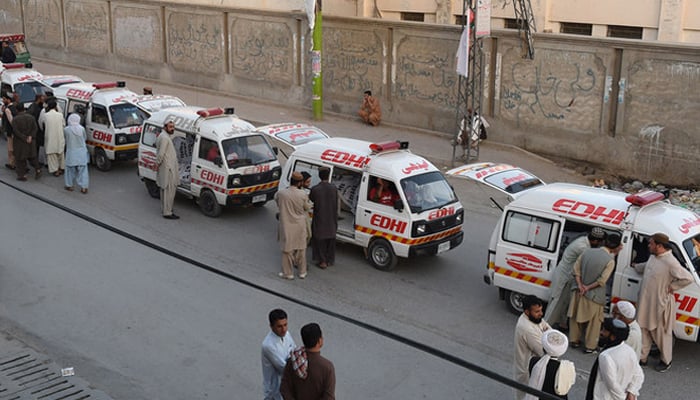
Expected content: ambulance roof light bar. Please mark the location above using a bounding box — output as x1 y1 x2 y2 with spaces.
92 81 126 89
2 63 32 70
197 108 225 118
625 190 665 207
224 107 235 115
369 140 409 154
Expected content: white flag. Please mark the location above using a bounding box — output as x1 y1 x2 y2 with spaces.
305 0 316 31
456 27 469 77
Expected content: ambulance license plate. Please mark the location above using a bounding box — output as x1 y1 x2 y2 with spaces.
437 241 450 254
252 194 266 203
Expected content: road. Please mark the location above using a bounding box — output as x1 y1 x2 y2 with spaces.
0 61 697 399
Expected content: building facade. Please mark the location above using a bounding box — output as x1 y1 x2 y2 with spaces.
164 0 700 44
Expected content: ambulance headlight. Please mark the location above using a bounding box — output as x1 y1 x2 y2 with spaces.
116 134 127 144
456 212 463 223
416 224 426 234
272 168 280 179
228 175 242 188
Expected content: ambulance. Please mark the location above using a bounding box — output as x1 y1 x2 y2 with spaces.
0 62 45 107
38 74 84 89
137 106 281 217
281 138 464 270
0 33 31 64
447 163 700 342
53 81 185 171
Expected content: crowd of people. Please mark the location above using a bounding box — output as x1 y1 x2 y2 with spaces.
514 229 694 399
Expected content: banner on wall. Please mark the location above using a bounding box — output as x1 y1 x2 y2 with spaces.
476 0 492 37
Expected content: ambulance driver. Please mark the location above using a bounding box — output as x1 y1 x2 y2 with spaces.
369 177 399 207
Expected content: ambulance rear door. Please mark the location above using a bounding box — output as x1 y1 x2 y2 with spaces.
494 206 565 305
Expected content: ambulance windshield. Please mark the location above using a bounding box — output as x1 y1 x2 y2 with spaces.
400 171 457 213
683 234 700 274
14 81 46 104
222 135 277 168
110 103 148 128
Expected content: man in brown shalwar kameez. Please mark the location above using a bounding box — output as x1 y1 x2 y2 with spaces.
11 103 42 181
309 167 339 268
358 90 381 126
281 323 335 400
634 232 693 372
275 171 310 280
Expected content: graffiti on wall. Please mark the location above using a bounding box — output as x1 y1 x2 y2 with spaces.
65 1 109 55
23 0 62 46
324 29 382 95
395 36 458 108
231 19 292 82
499 49 600 128
168 13 223 73
113 7 162 63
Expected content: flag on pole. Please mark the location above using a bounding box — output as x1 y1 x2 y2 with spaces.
456 27 470 77
305 0 316 30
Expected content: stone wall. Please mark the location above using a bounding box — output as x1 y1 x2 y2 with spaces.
8 0 700 185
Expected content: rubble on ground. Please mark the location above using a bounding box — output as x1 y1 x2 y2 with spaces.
590 179 700 214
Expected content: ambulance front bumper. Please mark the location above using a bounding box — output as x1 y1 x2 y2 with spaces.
226 186 278 207
408 230 463 257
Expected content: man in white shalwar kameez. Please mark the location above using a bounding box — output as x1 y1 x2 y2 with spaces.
156 121 180 219
612 300 642 361
514 295 551 400
42 101 65 175
633 233 693 372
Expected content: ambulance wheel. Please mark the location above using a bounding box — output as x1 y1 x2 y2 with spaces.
506 290 525 315
198 190 222 217
144 180 160 199
367 239 397 271
93 148 111 171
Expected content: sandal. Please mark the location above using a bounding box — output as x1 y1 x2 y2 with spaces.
65 186 74 191
80 188 88 194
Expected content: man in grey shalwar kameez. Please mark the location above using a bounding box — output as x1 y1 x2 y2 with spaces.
156 121 180 219
63 113 89 193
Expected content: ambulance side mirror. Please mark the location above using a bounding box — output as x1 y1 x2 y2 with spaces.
393 199 404 212
213 156 223 167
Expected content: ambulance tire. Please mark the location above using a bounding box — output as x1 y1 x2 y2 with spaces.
93 147 111 171
505 290 525 315
144 179 160 199
198 189 222 217
367 239 398 271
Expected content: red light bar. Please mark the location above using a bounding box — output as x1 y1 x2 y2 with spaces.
93 82 118 89
2 63 27 70
369 140 408 153
197 108 225 118
625 190 665 206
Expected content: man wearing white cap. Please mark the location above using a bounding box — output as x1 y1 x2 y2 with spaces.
613 300 642 360
527 329 575 400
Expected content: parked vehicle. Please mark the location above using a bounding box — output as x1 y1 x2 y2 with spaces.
0 33 31 64
282 138 464 270
0 62 44 107
137 106 281 217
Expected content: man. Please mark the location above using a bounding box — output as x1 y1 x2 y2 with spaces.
42 100 65 176
2 91 17 169
368 177 399 206
527 329 576 400
27 94 46 160
156 121 180 219
358 90 381 126
262 309 296 400
568 233 622 353
514 295 551 400
612 300 642 360
281 323 335 400
545 227 606 331
633 233 693 372
11 103 41 181
275 172 310 279
586 318 644 400
309 167 338 269
143 86 153 95
1 41 16 63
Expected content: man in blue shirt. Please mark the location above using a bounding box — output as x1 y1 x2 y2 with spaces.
262 309 296 400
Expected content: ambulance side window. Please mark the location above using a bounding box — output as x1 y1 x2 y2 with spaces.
632 233 689 270
199 138 221 163
503 211 560 252
91 104 109 126
141 124 160 148
291 160 322 188
55 98 67 116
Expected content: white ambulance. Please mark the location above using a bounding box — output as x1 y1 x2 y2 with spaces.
137 106 281 217
0 62 45 107
448 163 700 342
53 81 185 171
281 138 464 270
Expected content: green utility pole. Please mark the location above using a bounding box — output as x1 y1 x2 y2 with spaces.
311 0 323 120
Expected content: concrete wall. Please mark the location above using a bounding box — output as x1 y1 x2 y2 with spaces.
9 0 699 185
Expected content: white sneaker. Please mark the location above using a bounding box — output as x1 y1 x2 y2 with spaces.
299 272 307 279
278 272 294 280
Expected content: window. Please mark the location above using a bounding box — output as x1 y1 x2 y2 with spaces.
401 12 424 22
560 23 592 36
607 25 643 40
682 235 700 274
368 176 400 207
504 18 527 30
14 81 46 105
291 160 323 188
632 233 689 270
222 135 277 169
91 104 109 126
109 103 148 129
199 138 220 163
141 124 160 147
503 211 560 252
332 167 361 212
400 171 457 213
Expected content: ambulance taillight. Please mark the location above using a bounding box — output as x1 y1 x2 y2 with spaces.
625 190 665 206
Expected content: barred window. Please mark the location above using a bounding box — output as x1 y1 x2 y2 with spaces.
608 25 643 39
560 22 592 36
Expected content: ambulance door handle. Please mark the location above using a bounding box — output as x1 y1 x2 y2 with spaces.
363 210 371 215
627 278 639 284
547 259 552 271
